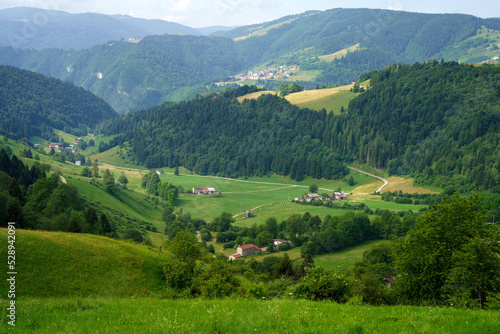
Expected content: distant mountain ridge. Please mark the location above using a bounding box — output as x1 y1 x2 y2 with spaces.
0 7 202 49
0 8 499 113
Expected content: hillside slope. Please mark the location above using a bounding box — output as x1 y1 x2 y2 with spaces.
0 65 117 139
0 228 166 297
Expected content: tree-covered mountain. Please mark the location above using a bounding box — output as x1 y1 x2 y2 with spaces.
0 35 251 113
0 7 201 50
104 61 500 192
102 86 348 181
336 61 500 192
0 65 117 139
1 8 499 113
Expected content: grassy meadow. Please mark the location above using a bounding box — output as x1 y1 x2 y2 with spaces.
313 240 383 270
4 297 498 333
0 229 166 298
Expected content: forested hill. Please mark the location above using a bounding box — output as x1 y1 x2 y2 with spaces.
104 62 499 191
338 61 500 192
0 65 117 139
0 35 250 113
102 86 349 181
1 9 500 113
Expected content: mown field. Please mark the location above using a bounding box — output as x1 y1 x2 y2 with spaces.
4 297 498 333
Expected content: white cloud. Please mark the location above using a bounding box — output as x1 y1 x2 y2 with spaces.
388 1 403 11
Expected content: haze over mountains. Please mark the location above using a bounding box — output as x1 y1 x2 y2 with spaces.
0 7 499 113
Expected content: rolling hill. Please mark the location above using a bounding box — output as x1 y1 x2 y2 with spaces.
0 228 166 297
0 65 117 139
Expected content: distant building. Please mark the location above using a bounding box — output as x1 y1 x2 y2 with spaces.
245 210 254 218
237 244 260 257
306 193 320 203
156 169 164 175
49 142 61 149
228 253 243 260
75 161 81 166
273 239 293 250
192 186 216 195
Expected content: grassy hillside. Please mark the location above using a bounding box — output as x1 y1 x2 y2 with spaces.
314 240 382 270
6 298 499 333
0 229 166 298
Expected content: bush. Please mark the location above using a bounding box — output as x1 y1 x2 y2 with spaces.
223 241 236 249
293 267 350 302
122 228 144 243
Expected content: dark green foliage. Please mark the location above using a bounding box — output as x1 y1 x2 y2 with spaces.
393 194 500 307
104 89 348 181
0 65 117 139
338 61 500 191
122 228 144 243
293 267 350 302
279 83 304 97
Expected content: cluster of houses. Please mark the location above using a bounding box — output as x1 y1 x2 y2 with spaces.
235 66 299 81
295 192 348 203
228 239 293 260
192 186 216 195
48 140 80 153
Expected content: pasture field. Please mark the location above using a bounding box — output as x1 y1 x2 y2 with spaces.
313 240 383 270
0 229 166 298
318 44 362 62
290 89 360 114
160 171 372 221
384 176 442 194
6 297 498 333
237 90 276 102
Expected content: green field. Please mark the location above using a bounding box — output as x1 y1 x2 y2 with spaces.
0 229 166 298
5 298 498 333
314 240 383 270
159 171 372 221
292 90 360 114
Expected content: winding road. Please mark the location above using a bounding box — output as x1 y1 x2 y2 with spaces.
347 166 388 193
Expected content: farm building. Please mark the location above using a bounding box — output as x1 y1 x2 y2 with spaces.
237 244 261 257
192 186 216 195
156 169 164 175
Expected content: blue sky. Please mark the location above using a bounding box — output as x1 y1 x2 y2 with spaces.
0 0 498 27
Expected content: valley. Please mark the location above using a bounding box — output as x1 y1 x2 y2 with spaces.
0 4 499 332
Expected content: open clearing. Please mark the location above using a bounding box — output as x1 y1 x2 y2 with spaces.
318 44 361 62
383 176 441 194
313 240 383 270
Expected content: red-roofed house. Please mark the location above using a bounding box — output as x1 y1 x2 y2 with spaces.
228 253 243 260
237 243 261 257
49 142 61 149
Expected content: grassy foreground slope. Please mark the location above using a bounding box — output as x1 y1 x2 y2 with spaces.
0 229 166 298
7 298 499 333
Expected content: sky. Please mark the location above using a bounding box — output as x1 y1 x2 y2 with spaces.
0 0 498 28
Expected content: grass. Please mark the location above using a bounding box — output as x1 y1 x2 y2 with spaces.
237 90 276 102
236 84 359 114
313 240 383 270
0 229 166 298
291 90 359 114
232 202 367 228
4 297 498 333
384 176 442 194
318 44 361 62
160 171 372 221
